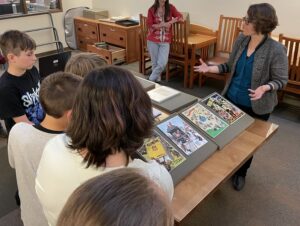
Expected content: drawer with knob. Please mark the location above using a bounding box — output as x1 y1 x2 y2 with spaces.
87 44 125 65
99 24 126 48
74 20 99 47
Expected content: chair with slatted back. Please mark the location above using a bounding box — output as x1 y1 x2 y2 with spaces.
166 20 189 87
278 34 300 99
199 15 242 87
139 14 151 75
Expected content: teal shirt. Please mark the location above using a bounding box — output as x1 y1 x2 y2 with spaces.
227 48 254 107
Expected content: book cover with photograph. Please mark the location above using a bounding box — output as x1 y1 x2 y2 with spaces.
182 103 229 138
138 131 186 171
203 93 245 124
157 115 208 155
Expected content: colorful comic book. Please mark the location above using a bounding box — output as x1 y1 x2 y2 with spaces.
182 103 228 138
204 93 245 124
157 115 208 155
138 131 186 171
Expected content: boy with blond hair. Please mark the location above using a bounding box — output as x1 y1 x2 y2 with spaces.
8 72 82 226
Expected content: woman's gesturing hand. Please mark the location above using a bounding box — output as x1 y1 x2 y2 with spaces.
248 85 270 100
194 59 210 73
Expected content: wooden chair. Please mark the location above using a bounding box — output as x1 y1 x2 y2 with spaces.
166 20 189 87
199 15 242 87
139 14 151 75
278 34 300 98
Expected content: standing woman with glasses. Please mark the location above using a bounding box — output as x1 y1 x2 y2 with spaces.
195 3 288 190
147 0 182 82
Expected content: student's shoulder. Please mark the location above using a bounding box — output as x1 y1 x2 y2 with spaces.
130 159 174 199
9 122 35 141
0 71 12 87
45 133 67 147
43 134 71 156
130 159 171 180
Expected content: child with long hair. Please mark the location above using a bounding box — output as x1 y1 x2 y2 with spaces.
36 66 174 226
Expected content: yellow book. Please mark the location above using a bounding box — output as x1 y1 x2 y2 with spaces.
146 137 166 159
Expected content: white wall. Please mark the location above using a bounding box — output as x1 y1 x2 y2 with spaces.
92 0 300 38
0 0 92 53
1 0 298 54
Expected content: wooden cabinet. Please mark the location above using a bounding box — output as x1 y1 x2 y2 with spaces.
74 17 140 63
74 18 100 51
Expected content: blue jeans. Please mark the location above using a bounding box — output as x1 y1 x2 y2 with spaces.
147 40 170 82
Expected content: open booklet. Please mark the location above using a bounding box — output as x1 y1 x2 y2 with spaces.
147 86 180 103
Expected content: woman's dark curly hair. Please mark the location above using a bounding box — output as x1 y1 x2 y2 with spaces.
247 3 278 35
66 66 154 168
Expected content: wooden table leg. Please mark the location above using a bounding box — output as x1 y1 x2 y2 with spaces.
189 45 196 88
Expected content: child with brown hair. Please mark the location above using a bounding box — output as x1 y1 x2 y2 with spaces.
8 72 82 226
0 30 44 133
36 66 173 226
57 168 174 226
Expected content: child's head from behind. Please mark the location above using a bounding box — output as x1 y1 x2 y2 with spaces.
57 168 174 226
0 30 36 70
64 52 107 77
67 66 154 167
39 72 82 119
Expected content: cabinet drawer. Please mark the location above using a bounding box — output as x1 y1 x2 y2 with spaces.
99 25 126 47
75 20 99 41
76 35 98 51
87 44 125 65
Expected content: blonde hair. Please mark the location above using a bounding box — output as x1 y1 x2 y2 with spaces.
64 52 107 77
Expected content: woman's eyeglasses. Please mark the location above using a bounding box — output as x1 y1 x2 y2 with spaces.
242 16 251 25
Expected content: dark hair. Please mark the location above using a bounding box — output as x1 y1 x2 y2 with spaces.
247 3 278 35
65 52 107 77
152 0 170 22
0 30 36 57
57 168 174 226
66 66 154 168
39 72 82 118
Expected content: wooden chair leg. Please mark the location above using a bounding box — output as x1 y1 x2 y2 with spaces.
139 59 142 73
199 73 206 87
184 64 189 88
141 57 145 75
166 62 170 82
198 73 202 87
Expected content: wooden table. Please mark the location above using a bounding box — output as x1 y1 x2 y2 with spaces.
172 119 278 224
188 34 217 88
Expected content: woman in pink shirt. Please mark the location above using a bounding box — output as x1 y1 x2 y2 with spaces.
147 0 182 82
